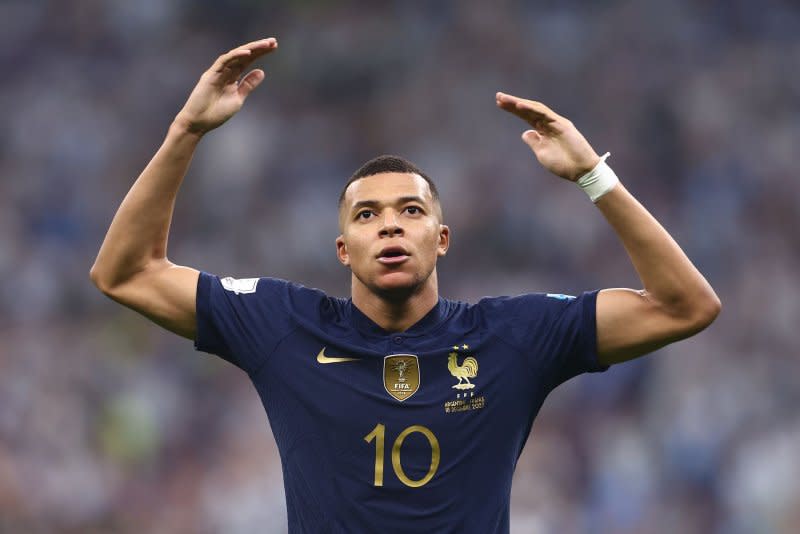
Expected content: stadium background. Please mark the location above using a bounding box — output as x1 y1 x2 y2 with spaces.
1 0 799 532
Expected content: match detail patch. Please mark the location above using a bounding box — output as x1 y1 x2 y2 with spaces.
546 293 575 300
220 277 259 295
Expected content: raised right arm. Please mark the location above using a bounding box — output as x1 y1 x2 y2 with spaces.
90 38 278 340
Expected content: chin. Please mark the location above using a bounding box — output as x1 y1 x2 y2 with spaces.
369 273 425 300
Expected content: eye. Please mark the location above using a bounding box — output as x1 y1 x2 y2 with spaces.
405 206 422 215
357 210 374 220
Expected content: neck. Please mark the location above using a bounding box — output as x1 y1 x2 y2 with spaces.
351 271 440 333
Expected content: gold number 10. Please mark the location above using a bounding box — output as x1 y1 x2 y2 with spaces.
364 423 440 488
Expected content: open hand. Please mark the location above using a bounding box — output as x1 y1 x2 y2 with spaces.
496 92 600 181
174 38 278 135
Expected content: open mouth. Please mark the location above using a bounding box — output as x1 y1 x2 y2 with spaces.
377 246 410 264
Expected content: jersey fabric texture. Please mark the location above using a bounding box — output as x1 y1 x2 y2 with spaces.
195 272 608 534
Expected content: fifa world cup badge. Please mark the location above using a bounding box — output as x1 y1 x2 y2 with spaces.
383 355 420 402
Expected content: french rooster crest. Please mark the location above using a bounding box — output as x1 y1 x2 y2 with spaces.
448 350 478 390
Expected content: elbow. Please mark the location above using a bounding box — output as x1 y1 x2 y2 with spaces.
89 262 125 298
707 291 722 323
89 264 113 296
686 290 722 334
658 288 721 340
90 258 164 298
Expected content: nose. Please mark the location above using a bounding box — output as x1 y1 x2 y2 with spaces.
379 209 403 237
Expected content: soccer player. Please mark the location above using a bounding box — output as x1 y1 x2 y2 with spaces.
90 38 720 533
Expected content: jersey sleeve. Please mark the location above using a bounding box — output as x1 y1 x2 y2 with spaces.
481 290 608 389
194 272 316 375
535 290 608 387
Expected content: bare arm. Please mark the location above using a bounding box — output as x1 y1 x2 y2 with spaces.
90 38 278 339
496 92 721 365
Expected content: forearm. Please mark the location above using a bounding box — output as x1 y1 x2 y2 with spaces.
594 183 719 318
495 93 720 359
90 121 202 291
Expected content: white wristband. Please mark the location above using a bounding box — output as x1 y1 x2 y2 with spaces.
576 152 619 202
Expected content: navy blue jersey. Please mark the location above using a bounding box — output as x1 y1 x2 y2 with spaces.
195 272 607 533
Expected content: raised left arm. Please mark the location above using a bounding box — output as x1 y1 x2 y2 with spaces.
496 92 721 366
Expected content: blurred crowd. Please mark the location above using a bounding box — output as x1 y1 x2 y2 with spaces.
1 0 799 532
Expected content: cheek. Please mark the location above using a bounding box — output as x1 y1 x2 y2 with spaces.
344 236 370 262
419 232 442 260
426 225 443 247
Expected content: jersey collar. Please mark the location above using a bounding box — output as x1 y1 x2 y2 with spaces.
348 297 449 338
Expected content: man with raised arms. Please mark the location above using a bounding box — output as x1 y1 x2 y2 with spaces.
91 38 720 533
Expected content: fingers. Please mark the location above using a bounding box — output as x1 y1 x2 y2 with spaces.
237 37 279 64
211 38 278 74
496 92 553 112
496 92 562 134
521 129 542 146
237 69 266 99
495 91 521 108
496 91 534 113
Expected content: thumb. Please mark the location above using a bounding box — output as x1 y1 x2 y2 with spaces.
521 129 542 148
238 69 266 99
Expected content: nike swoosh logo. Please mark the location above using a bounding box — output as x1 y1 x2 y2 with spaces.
316 347 359 364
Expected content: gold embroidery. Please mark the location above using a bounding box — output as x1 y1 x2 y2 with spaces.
383 355 420 401
448 352 478 390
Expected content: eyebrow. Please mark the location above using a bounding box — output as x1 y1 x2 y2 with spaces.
350 196 428 214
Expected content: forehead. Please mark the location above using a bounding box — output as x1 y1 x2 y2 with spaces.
343 172 433 208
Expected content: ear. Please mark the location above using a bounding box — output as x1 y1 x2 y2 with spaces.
336 235 350 266
437 225 450 257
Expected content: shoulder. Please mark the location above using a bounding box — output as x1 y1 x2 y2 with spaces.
473 292 578 318
437 293 559 337
208 273 327 296
202 272 344 311
467 291 596 342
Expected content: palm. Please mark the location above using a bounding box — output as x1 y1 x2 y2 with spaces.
496 93 600 181
176 38 278 135
181 76 245 130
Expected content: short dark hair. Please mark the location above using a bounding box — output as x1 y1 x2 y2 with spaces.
338 155 440 210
